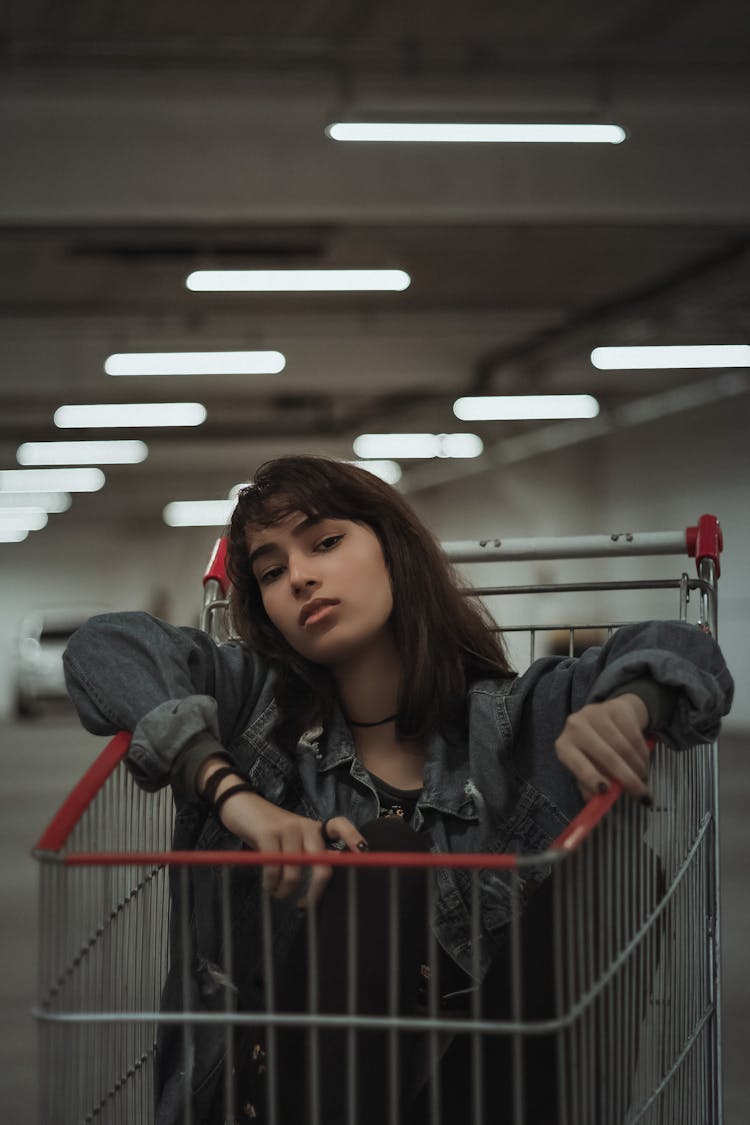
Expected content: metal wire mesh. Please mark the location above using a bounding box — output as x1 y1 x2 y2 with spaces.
36 772 173 1124
552 740 718 1125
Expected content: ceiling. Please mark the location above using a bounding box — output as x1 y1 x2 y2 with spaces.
1 0 749 527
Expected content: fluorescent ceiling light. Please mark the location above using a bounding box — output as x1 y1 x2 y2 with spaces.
353 434 483 459
0 528 28 543
0 491 71 512
163 500 236 527
454 395 600 421
0 508 48 531
0 468 105 493
186 270 410 292
54 403 207 428
344 460 402 484
105 351 286 376
326 123 626 144
591 345 750 369
17 440 148 466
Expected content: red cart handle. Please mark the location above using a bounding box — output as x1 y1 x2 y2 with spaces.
686 514 723 578
202 536 230 595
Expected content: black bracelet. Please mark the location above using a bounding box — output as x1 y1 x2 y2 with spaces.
202 765 242 805
213 782 256 817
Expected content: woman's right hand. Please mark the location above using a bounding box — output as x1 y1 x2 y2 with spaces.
554 694 652 802
198 759 366 907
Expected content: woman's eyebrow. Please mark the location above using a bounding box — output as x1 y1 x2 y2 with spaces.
248 515 325 569
247 542 276 570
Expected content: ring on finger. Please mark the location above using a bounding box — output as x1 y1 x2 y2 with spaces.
320 818 336 846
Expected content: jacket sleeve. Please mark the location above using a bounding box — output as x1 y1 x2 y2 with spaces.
510 620 734 815
63 611 270 794
581 620 733 744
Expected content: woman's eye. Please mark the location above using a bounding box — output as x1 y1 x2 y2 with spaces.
260 566 283 585
317 534 343 551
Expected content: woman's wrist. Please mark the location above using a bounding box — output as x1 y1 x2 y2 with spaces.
196 754 236 797
195 754 264 834
215 788 269 842
614 691 650 731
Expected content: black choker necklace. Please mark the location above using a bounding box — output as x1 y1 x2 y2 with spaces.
346 712 398 728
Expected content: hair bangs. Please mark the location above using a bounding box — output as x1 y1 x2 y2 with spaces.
234 459 373 535
234 486 324 533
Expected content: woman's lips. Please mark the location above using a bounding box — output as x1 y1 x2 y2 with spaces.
299 599 339 627
303 604 336 627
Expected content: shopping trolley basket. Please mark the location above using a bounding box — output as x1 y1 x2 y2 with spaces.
33 515 725 1125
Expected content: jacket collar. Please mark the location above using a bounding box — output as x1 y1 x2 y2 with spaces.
308 703 477 821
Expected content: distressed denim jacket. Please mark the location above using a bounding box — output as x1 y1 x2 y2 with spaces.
63 614 733 1121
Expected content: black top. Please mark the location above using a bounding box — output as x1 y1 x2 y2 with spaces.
368 771 474 1004
368 772 422 823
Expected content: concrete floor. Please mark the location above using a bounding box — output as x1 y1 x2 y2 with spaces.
0 713 747 1124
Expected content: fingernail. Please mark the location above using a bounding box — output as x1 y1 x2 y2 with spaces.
640 794 653 808
356 841 369 852
597 782 609 795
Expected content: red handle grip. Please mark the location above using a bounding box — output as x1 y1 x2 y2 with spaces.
686 514 722 578
203 536 230 595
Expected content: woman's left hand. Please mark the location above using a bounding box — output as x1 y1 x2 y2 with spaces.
554 693 652 802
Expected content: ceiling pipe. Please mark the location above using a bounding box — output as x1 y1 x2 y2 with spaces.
471 237 750 395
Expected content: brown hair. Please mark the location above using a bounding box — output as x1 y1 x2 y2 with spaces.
226 456 513 748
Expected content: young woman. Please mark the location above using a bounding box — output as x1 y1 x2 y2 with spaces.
63 456 733 1125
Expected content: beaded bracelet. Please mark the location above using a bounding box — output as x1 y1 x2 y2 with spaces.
213 782 256 816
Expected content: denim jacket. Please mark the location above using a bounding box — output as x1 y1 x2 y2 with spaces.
63 614 733 1122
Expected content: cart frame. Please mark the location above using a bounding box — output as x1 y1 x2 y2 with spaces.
33 514 725 1125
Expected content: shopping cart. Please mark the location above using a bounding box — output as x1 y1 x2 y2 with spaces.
33 514 725 1125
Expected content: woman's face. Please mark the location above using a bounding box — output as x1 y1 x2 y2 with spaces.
246 511 394 665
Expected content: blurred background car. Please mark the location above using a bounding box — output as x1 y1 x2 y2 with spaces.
15 607 108 718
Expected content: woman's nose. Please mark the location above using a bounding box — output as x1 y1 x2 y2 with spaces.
288 554 318 591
